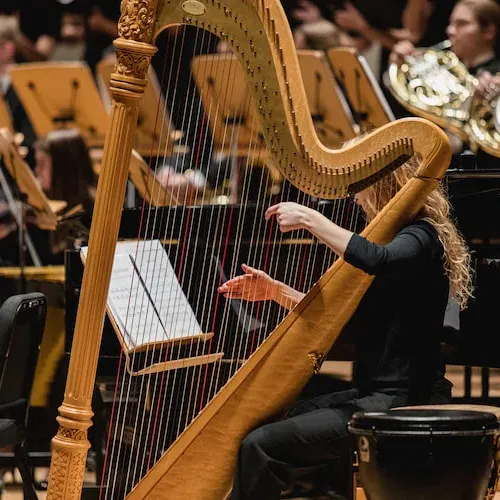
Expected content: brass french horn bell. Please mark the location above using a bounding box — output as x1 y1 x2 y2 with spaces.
387 40 500 158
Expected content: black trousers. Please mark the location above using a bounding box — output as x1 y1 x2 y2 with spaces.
230 383 404 500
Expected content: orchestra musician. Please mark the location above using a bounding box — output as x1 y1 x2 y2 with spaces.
219 154 473 500
391 0 500 164
0 128 96 265
392 0 500 78
0 16 36 164
0 0 58 63
32 128 96 259
34 128 96 213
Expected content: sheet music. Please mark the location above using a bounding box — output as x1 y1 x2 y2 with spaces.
81 240 202 350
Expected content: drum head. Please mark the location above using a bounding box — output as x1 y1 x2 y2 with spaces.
349 409 498 436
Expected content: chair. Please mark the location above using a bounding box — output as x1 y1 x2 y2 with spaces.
0 293 47 499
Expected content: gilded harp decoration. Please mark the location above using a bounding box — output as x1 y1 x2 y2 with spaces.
47 0 451 499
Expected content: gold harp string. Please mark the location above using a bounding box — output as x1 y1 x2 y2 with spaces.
223 69 274 380
173 32 233 439
149 26 215 463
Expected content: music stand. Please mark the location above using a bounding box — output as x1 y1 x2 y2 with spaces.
191 51 358 156
128 149 174 206
96 58 176 157
191 53 266 158
9 62 108 148
0 132 65 231
297 50 358 148
0 94 13 133
327 48 395 131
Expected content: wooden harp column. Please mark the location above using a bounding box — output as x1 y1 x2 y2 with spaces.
46 1 158 498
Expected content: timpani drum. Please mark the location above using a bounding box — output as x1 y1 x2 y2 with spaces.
348 409 499 500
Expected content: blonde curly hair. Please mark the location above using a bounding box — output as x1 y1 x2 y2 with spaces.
359 155 473 310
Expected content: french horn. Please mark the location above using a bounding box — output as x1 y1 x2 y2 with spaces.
388 40 500 158
469 85 500 157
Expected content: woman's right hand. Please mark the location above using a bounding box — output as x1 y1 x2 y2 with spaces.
389 40 416 64
218 264 279 302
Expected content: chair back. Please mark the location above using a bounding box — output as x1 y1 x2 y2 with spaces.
0 293 46 416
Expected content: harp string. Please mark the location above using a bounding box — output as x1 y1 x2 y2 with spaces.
191 51 253 412
141 28 237 470
147 24 219 461
102 27 371 497
105 25 195 496
127 25 197 486
198 69 264 409
223 122 271 373
102 25 182 498
208 109 269 400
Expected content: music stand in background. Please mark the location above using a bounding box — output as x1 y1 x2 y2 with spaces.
191 51 359 157
128 149 174 206
0 94 13 133
297 50 358 148
0 132 66 232
327 48 395 131
96 59 178 157
9 62 108 148
0 131 67 275
191 53 267 159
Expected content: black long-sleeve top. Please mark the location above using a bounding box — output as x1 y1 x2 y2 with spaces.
342 219 451 404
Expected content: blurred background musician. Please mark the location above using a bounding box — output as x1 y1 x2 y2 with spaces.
0 128 96 266
0 0 59 62
0 16 37 165
83 0 120 74
32 128 96 261
285 0 456 78
390 0 500 165
0 128 96 474
392 0 500 78
34 129 96 213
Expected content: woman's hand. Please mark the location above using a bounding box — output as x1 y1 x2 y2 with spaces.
265 202 315 233
218 264 278 302
334 2 368 34
474 71 500 100
291 0 322 24
389 40 416 64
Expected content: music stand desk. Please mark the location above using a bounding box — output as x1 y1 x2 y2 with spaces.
9 62 108 148
191 51 357 157
0 132 63 230
327 48 394 131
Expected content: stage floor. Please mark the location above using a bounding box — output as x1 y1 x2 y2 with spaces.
2 362 500 499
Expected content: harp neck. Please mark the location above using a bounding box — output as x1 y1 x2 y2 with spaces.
155 0 451 197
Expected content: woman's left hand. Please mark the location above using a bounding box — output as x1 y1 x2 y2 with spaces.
265 202 315 233
334 2 368 34
474 71 500 100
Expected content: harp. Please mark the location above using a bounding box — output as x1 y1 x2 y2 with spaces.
46 0 451 499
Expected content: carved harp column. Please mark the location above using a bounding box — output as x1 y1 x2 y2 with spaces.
46 1 158 498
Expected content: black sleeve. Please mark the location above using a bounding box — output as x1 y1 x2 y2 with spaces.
344 220 442 279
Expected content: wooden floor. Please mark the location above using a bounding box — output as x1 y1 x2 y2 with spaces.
2 362 500 498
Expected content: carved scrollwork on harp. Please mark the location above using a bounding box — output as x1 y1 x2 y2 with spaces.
118 0 157 43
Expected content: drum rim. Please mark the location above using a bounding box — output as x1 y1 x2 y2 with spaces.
348 409 499 435
348 426 499 437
